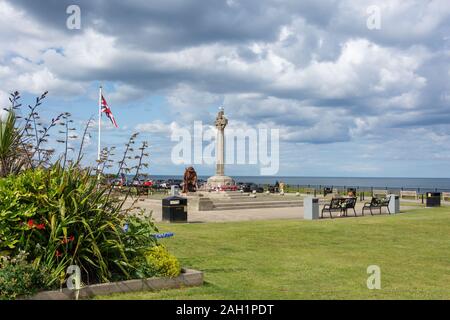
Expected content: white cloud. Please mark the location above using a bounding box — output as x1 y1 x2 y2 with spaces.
135 120 180 135
2 0 450 176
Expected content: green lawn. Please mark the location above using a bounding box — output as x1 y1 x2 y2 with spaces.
99 207 450 299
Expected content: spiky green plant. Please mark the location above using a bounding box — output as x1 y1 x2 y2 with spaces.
0 162 158 286
0 90 177 294
0 111 27 177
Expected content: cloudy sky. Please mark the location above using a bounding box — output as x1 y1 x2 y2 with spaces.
1 0 450 177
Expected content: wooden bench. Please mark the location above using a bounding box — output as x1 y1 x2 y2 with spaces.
442 192 450 201
362 197 391 215
372 189 388 198
343 197 357 216
321 198 343 218
321 197 357 219
323 188 339 198
400 190 417 200
323 187 332 197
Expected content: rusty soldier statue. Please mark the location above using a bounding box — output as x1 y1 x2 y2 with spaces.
182 166 198 193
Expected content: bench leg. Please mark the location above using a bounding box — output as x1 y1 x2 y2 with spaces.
370 207 373 216
387 206 391 215
353 208 357 217
329 209 333 219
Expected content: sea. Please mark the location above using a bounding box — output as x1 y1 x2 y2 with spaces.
147 175 450 192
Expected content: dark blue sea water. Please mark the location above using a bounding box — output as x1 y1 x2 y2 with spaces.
148 175 450 191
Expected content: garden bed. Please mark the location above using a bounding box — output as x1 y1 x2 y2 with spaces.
28 268 203 300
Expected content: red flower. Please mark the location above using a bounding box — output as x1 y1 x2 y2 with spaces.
61 235 75 244
36 223 45 230
27 220 35 228
55 250 62 257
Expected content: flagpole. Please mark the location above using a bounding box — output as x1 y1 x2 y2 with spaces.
97 85 102 175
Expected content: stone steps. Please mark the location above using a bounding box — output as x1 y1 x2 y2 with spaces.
201 191 251 199
192 192 330 211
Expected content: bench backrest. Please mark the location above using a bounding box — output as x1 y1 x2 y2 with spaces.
373 189 388 197
379 197 390 206
330 198 343 209
400 190 417 199
344 197 357 208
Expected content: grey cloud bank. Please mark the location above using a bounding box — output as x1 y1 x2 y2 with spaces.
1 0 450 176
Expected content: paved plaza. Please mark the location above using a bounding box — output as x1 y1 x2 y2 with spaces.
126 197 419 223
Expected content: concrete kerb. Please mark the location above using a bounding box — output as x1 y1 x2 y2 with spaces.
27 268 203 300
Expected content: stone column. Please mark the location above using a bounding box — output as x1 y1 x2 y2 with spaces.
207 107 234 187
216 124 225 176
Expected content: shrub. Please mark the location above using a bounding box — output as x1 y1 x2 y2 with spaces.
0 251 52 300
129 244 181 279
0 163 159 286
0 90 180 297
144 245 181 278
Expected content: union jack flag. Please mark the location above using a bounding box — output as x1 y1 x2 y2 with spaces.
101 95 118 128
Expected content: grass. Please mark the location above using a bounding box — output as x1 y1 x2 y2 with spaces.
98 207 450 300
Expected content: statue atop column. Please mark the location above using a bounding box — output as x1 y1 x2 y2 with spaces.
207 106 234 188
215 107 228 130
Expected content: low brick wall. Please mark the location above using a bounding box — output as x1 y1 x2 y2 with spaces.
29 268 203 300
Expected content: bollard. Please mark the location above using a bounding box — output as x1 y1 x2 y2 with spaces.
170 185 180 196
388 194 400 214
304 197 319 220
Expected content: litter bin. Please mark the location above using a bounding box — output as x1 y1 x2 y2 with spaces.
304 197 319 220
162 196 187 222
426 192 441 207
388 194 400 214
